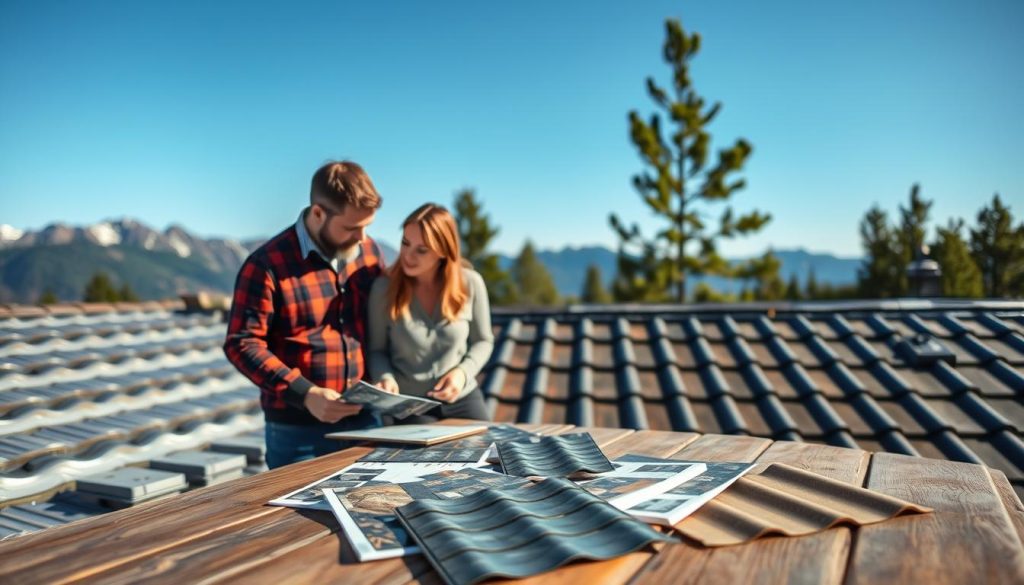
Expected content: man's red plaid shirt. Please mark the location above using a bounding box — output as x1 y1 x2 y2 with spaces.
223 224 385 425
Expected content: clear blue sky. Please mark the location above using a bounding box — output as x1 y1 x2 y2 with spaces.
1 0 1021 257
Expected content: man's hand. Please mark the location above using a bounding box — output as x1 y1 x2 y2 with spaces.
377 378 400 395
303 386 362 423
429 368 466 404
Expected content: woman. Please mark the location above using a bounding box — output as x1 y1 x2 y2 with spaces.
367 203 493 423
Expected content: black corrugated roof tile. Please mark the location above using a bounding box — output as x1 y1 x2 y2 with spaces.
826 362 869 396
990 429 1024 472
738 363 774 398
982 334 1024 365
753 394 801 437
826 314 857 339
821 429 860 449
875 430 920 456
590 341 614 370
698 364 732 399
979 361 1024 395
952 391 1015 433
866 314 899 338
932 430 986 465
978 313 1015 336
766 336 799 366
897 392 954 434
709 394 748 435
931 360 978 395
801 393 850 435
745 341 779 368
848 393 901 434
726 335 759 366
612 336 636 368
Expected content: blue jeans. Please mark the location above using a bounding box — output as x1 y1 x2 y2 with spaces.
265 409 382 469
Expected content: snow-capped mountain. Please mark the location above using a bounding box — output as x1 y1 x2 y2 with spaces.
0 218 252 273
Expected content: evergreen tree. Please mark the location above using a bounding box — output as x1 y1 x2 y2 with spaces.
83 272 119 303
610 19 769 303
512 241 560 306
118 283 140 302
784 273 802 301
38 288 59 305
857 206 901 298
805 268 820 299
693 282 731 303
734 252 784 300
581 264 612 303
453 189 516 305
970 194 1024 298
931 219 983 298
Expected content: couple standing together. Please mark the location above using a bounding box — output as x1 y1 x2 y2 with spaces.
223 160 493 469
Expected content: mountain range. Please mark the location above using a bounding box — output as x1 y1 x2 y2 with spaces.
0 219 860 303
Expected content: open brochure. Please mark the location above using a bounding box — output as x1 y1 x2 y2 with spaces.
321 466 532 561
613 454 755 526
342 381 440 419
268 461 480 510
576 457 706 511
359 424 539 464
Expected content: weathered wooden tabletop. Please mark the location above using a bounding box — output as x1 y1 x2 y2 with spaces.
2 422 1023 584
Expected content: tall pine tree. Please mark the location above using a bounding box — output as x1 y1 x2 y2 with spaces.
857 206 901 298
581 264 612 303
453 189 516 305
512 241 560 306
610 19 769 303
970 194 1024 297
896 184 932 295
83 272 119 303
932 219 982 298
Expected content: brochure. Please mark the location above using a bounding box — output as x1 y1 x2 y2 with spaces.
322 467 533 561
613 454 755 526
575 456 707 512
267 461 480 510
325 424 487 446
342 380 440 419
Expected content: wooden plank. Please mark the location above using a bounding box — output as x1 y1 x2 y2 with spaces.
632 439 868 585
990 468 1024 548
0 445 373 583
600 429 700 459
667 433 773 463
571 426 636 447
846 453 1024 585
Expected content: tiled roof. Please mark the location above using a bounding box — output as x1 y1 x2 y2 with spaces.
477 300 1024 498
0 302 266 540
1 298 1022 539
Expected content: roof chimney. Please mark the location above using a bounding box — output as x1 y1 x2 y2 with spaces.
907 245 942 297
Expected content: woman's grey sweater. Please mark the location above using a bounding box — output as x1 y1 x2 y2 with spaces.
367 269 494 400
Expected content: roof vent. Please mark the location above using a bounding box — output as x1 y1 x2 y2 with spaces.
894 333 956 366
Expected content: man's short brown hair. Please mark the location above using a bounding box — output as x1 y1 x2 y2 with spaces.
310 161 382 210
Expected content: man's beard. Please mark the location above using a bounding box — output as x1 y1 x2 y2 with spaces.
316 224 360 258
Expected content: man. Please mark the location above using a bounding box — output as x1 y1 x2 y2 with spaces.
224 160 387 469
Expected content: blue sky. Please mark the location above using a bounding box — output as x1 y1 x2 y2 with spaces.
1 0 1021 257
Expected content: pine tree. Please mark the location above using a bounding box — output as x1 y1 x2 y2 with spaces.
805 268 820 299
970 194 1024 298
610 19 769 303
118 283 140 302
512 241 560 306
932 219 982 298
734 252 784 301
83 272 119 303
857 206 901 298
581 264 612 303
38 288 59 305
784 273 802 301
453 189 516 305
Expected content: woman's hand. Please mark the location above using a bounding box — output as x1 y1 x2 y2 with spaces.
429 368 466 403
377 378 400 395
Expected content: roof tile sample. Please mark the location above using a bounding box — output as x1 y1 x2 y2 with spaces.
497 432 614 477
396 477 675 585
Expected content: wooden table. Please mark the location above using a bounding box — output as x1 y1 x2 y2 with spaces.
2 422 1023 584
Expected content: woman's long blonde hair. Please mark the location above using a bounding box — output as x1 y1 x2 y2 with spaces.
386 203 469 322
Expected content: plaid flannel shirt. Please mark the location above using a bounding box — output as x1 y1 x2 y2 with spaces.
224 217 385 425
